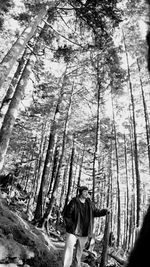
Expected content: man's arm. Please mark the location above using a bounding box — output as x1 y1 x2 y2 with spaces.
93 205 109 217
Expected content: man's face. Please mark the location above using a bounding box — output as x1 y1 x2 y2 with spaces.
81 189 89 199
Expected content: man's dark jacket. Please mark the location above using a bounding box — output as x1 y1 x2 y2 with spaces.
63 197 108 236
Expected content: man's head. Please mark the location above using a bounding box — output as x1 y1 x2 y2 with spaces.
78 186 89 199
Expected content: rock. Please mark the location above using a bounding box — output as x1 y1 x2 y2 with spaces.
16 259 23 265
0 243 8 260
0 203 62 267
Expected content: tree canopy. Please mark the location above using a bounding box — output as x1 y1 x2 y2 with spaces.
0 0 150 266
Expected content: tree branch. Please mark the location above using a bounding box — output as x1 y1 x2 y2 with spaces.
42 19 85 48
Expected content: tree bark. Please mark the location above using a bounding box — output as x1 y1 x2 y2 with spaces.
109 138 113 233
111 94 121 247
137 58 150 173
40 84 74 225
59 157 69 210
0 7 48 106
0 48 28 115
128 113 136 249
122 30 141 227
63 136 75 212
100 214 110 267
92 72 101 202
33 70 68 222
46 137 59 198
113 122 121 247
0 17 48 173
33 123 49 207
76 145 85 195
124 133 129 248
0 56 35 173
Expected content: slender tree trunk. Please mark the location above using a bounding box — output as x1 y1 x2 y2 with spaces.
59 157 69 210
0 55 35 173
46 137 59 197
26 157 40 216
122 30 141 227
33 116 58 221
96 173 105 236
109 139 113 234
26 125 47 215
33 125 49 204
137 58 150 172
124 133 129 248
24 136 36 190
33 70 68 222
128 200 133 249
130 73 141 228
63 136 75 212
0 18 48 173
100 214 110 267
40 84 74 225
76 145 85 195
92 76 101 202
71 154 79 195
128 114 136 248
0 7 48 105
111 92 121 247
0 48 28 115
43 136 59 212
113 121 121 247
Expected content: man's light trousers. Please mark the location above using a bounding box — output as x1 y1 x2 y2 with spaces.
63 232 88 267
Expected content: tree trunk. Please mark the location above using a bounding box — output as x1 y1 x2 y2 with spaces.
113 121 121 247
109 139 113 233
76 145 85 195
124 133 129 249
46 137 59 198
0 48 28 116
0 16 48 173
128 114 136 249
0 55 35 173
33 118 58 221
63 136 75 212
130 72 141 228
100 214 110 267
43 136 60 212
137 58 150 172
33 70 68 222
92 75 101 202
0 7 48 106
27 123 47 214
59 157 69 210
122 30 141 227
33 124 49 205
40 84 74 225
111 93 121 247
71 154 79 195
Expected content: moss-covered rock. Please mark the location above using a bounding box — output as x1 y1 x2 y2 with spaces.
0 202 62 267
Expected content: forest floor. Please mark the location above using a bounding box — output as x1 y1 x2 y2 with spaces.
0 199 64 267
0 197 125 267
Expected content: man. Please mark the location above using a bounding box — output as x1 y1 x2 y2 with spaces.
63 186 109 267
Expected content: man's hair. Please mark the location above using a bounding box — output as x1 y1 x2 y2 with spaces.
78 186 88 195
